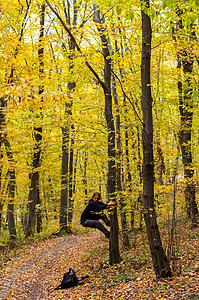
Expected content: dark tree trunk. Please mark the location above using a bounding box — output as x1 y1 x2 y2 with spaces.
174 11 198 226
60 2 77 233
68 131 74 228
73 151 78 195
4 139 17 239
37 4 45 233
60 125 70 232
68 149 78 225
140 0 171 278
26 4 45 237
93 6 121 265
115 35 131 246
0 97 6 235
60 70 75 233
83 151 88 204
112 75 130 248
156 143 165 186
0 168 2 234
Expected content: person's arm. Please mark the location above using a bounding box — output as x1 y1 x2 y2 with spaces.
90 202 108 212
91 200 117 212
107 200 117 206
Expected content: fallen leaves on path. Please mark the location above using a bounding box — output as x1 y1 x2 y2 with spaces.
0 221 199 299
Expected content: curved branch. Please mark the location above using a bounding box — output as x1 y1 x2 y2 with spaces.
46 0 106 90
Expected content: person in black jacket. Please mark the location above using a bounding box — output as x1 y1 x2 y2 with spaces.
80 192 117 238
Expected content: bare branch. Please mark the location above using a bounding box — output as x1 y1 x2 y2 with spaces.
45 0 106 89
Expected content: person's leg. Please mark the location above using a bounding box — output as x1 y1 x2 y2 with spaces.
101 214 110 227
82 219 110 238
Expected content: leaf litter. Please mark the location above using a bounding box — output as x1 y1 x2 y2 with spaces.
0 221 199 299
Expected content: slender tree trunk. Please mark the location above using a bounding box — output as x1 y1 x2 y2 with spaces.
93 6 121 265
26 4 45 237
112 76 130 248
37 4 45 233
68 130 74 228
156 142 165 186
73 151 78 195
112 36 130 248
60 1 77 233
116 31 137 232
4 139 17 239
83 151 88 204
68 149 78 225
174 11 198 225
60 125 70 232
0 97 6 234
60 78 75 233
140 0 171 278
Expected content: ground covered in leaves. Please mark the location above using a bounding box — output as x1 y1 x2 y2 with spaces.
0 220 199 299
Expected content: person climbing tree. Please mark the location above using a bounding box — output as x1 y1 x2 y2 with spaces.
80 192 117 238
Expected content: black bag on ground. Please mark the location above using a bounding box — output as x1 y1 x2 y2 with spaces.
55 268 89 290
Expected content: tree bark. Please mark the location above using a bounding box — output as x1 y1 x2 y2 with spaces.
68 130 75 228
26 4 45 237
4 139 16 239
59 1 77 233
112 74 130 249
93 6 121 265
60 125 70 232
140 0 171 278
83 151 88 204
0 97 6 235
174 8 198 226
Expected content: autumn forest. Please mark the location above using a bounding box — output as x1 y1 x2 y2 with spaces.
0 0 199 292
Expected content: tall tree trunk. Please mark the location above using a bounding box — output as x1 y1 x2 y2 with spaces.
60 1 77 233
60 125 70 231
83 151 88 204
4 139 17 239
0 160 3 234
93 6 121 265
68 148 78 226
112 74 130 248
68 130 74 228
116 29 137 232
174 8 198 226
112 35 130 248
140 0 171 278
0 97 6 234
26 4 45 237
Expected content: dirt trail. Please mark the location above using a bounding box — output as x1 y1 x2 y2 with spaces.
0 233 98 300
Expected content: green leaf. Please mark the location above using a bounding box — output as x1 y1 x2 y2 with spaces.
116 5 121 15
163 0 167 9
125 11 134 21
162 0 175 9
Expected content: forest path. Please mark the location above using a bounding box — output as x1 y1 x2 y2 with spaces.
1 225 199 300
0 232 100 300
